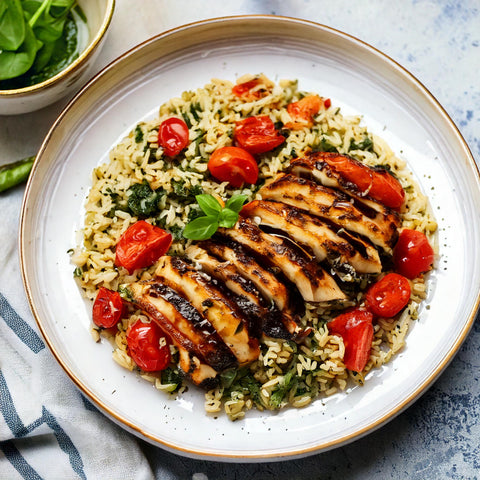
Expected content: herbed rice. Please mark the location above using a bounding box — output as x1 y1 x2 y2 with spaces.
71 74 437 420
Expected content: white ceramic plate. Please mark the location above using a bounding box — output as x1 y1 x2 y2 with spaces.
20 16 480 461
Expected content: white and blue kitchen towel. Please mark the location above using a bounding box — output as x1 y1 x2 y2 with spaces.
0 188 155 480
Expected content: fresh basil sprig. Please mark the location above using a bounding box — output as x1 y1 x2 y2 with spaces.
183 193 248 240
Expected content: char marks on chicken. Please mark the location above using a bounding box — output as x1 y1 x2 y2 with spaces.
124 151 404 389
185 244 302 341
154 256 261 366
288 151 403 215
258 173 400 252
128 281 237 372
218 217 347 303
242 199 381 274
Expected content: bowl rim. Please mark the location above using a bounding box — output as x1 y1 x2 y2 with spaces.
0 0 115 97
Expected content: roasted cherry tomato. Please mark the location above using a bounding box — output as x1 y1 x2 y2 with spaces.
126 320 170 372
393 229 435 279
234 115 285 154
232 78 269 101
368 169 405 210
115 220 172 274
327 309 374 372
92 287 125 328
365 273 411 318
208 146 259 188
158 117 189 157
286 95 327 130
320 153 405 210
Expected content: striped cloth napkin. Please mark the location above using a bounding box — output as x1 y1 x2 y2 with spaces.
0 188 155 479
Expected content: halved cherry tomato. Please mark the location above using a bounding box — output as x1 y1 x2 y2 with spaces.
328 309 374 372
126 320 170 372
286 95 326 130
158 117 189 157
115 220 172 274
208 146 258 188
365 273 411 318
234 115 285 154
232 78 269 101
393 229 435 279
368 169 405 210
92 287 125 328
320 152 405 210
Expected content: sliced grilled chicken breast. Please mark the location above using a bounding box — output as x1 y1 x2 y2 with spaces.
186 244 266 314
288 152 403 214
218 218 347 303
186 244 299 340
242 199 381 274
177 346 219 389
128 281 237 372
198 239 291 313
258 173 399 251
155 256 260 366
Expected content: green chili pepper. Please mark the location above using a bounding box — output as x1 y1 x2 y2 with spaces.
0 156 35 193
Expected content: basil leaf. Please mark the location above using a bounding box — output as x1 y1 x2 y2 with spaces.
182 215 219 240
224 194 248 213
0 0 25 51
195 194 222 216
217 208 239 228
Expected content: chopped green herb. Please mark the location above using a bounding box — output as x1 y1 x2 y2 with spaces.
313 136 338 153
171 179 203 203
168 225 183 241
181 112 192 129
189 102 202 122
127 181 164 217
117 284 134 302
73 266 83 278
104 187 129 218
134 125 144 143
187 205 203 221
239 373 262 405
160 367 183 393
350 136 373 152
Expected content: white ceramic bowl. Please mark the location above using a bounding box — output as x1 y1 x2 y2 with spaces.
0 0 114 115
20 16 480 461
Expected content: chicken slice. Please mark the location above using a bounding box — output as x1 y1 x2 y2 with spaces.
155 256 260 366
288 151 404 214
198 240 304 337
218 218 347 303
242 199 381 274
186 244 300 340
258 173 399 251
177 346 219 389
128 281 237 372
198 239 291 312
